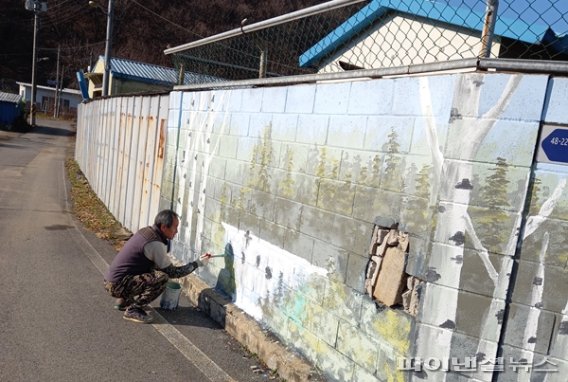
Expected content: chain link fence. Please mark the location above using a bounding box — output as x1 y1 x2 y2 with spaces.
166 0 568 84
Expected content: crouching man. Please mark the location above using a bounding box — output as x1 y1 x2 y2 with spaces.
104 209 210 323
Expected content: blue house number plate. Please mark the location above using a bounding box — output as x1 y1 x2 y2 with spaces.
537 125 568 165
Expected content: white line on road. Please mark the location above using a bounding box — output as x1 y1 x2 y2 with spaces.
62 163 237 382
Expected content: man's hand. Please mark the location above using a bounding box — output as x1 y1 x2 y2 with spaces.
197 253 212 266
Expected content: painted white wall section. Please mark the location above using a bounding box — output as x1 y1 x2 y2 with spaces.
220 222 327 320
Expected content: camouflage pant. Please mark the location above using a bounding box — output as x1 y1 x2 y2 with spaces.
104 271 169 307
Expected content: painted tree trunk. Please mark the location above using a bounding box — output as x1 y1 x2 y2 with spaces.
174 94 196 259
517 233 549 382
545 298 568 382
194 92 231 254
415 74 521 381
175 92 231 259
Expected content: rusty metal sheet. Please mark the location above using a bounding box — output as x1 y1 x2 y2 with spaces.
131 96 150 231
117 97 132 225
150 96 168 222
139 96 159 228
104 98 119 211
96 100 107 202
100 99 112 207
108 99 121 219
75 94 169 232
123 97 141 230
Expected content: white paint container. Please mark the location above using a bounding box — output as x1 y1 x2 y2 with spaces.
160 281 182 310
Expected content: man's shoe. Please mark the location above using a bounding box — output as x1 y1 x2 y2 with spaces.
113 298 127 311
123 307 152 323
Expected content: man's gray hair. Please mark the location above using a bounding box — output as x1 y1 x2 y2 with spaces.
154 209 179 228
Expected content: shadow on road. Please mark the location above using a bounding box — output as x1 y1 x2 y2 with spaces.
32 125 76 137
155 306 223 329
0 142 26 149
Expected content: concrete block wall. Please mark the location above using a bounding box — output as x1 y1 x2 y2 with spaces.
495 77 568 382
157 72 567 382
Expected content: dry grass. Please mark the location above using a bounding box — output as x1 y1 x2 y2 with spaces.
65 158 131 251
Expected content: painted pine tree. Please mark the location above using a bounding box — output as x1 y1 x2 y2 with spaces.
529 177 542 216
279 146 295 199
405 162 418 195
257 123 273 193
382 126 402 191
474 157 511 252
404 164 432 235
370 154 381 188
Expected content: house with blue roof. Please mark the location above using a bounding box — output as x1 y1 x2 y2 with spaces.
86 56 220 98
299 0 568 73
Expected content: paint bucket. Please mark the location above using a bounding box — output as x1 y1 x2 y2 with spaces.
160 281 182 310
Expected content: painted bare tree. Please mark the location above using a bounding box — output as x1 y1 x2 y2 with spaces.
518 179 566 382
416 74 522 381
418 74 568 382
468 169 566 382
545 295 568 381
175 91 231 259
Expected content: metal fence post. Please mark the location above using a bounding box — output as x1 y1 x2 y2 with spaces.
259 47 268 78
479 0 499 58
178 63 185 85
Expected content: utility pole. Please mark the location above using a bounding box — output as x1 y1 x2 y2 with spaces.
54 45 60 118
88 0 113 97
102 0 114 97
29 6 39 126
57 67 65 118
25 0 47 127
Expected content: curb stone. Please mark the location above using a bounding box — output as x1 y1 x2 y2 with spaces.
179 274 325 382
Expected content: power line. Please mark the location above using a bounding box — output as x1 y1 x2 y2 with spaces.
130 0 205 40
42 5 91 29
41 41 106 52
47 0 83 11
0 40 106 59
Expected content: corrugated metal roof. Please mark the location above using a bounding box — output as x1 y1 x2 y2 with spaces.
0 91 22 104
106 56 219 85
300 0 553 68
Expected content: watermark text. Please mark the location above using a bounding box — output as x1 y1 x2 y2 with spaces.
397 357 558 373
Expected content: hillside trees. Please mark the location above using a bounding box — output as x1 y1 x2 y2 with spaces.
0 0 325 89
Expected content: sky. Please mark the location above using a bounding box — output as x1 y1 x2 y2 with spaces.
442 0 568 34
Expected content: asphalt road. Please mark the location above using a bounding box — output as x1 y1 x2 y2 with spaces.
0 119 277 382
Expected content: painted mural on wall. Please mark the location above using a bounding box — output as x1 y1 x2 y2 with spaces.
166 73 567 382
413 74 568 382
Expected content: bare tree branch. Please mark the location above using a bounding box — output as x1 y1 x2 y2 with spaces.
524 178 566 239
463 212 499 286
